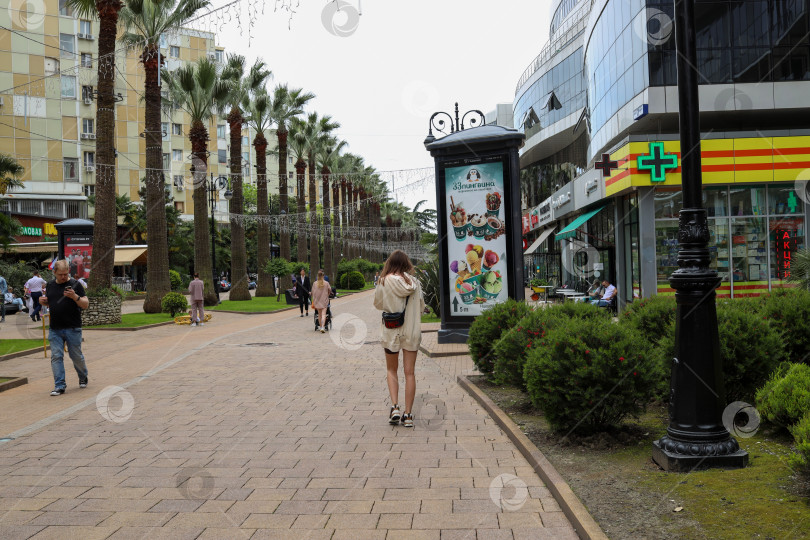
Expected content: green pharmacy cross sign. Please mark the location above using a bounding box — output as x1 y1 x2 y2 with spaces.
788 191 799 213
637 141 678 183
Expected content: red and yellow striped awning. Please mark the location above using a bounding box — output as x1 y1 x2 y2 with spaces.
604 136 810 196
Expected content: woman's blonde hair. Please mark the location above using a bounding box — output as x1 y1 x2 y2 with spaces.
316 269 325 288
380 250 413 286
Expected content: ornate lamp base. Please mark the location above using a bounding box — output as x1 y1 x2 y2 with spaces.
652 436 748 472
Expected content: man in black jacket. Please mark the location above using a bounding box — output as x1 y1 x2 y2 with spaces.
294 268 311 317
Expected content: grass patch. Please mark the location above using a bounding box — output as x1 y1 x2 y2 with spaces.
474 377 810 540
421 313 441 323
86 312 175 328
212 295 290 313
0 377 14 383
0 339 45 356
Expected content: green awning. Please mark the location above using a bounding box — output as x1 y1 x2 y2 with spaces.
555 206 606 241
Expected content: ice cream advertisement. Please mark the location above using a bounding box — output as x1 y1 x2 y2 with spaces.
445 162 508 316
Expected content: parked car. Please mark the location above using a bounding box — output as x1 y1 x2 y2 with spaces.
218 279 231 292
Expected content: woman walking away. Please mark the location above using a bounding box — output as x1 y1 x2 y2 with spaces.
311 269 332 333
295 268 311 317
373 250 425 428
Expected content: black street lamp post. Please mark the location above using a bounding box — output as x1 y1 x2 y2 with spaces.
209 173 232 303
651 0 748 471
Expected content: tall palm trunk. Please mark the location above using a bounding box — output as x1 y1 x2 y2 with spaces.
254 133 272 296
277 128 291 290
190 121 216 305
228 109 250 301
351 187 358 259
359 189 368 260
142 46 170 313
89 0 123 293
340 180 348 262
295 158 307 265
308 153 319 275
321 166 332 281
331 177 340 278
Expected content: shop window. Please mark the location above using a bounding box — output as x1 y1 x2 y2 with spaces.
730 186 765 216
654 189 682 219
769 215 805 283
730 217 767 290
768 185 804 215
703 187 729 217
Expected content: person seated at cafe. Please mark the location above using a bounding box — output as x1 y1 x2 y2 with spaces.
594 279 616 308
4 286 26 312
585 280 603 303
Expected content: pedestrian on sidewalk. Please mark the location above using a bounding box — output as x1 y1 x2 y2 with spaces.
40 259 89 396
4 286 26 314
311 269 332 333
295 268 311 317
24 269 47 322
0 272 7 322
373 249 425 428
188 272 205 326
73 274 88 290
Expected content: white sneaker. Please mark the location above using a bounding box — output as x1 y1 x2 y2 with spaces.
200 322 205 326
191 322 197 327
320 328 325 333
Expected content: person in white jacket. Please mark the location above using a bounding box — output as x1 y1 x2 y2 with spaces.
373 250 425 428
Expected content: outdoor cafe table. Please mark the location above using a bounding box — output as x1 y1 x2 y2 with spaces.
531 285 554 303
558 290 587 302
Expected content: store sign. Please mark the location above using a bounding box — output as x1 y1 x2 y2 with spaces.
533 201 552 228
775 229 798 279
522 212 531 235
585 178 599 193
445 161 508 317
21 227 42 236
595 154 619 178
552 191 571 209
637 142 678 183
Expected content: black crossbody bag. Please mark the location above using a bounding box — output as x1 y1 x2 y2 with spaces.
382 295 409 329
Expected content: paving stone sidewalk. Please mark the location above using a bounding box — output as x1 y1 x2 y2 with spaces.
0 290 577 539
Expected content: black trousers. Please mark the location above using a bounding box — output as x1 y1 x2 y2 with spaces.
299 293 310 313
31 291 42 319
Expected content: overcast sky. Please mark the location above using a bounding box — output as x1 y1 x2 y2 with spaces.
214 0 552 210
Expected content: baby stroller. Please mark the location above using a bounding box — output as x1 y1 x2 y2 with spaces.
314 283 337 331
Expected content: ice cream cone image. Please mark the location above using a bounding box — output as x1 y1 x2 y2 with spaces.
466 250 481 273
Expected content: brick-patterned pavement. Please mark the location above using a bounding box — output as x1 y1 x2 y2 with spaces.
0 290 577 539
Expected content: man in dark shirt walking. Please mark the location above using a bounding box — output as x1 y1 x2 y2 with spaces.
40 259 89 396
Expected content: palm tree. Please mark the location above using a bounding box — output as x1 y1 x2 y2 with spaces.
288 120 309 266
317 137 347 281
219 55 271 301
0 154 24 195
269 85 313 290
299 113 339 276
412 200 437 232
66 0 124 293
243 88 275 296
163 56 226 305
120 0 209 312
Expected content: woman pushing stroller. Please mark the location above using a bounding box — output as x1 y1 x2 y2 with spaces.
311 270 333 333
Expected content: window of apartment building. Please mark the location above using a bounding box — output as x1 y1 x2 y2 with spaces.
83 152 95 169
217 125 225 139
82 118 94 134
172 123 182 136
289 156 293 164
80 53 92 68
242 136 249 146
215 50 223 63
61 76 76 98
84 185 95 198
172 149 183 161
59 0 73 16
163 153 170 171
174 201 185 213
79 20 91 35
170 46 180 58
289 171 293 179
161 122 169 140
81 85 93 101
63 158 79 182
160 34 167 48
173 175 184 189
218 149 227 164
59 34 74 58
45 57 59 76
242 151 250 167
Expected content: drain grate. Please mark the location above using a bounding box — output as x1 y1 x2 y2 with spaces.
243 342 277 347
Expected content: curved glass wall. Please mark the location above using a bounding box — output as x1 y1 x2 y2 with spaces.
514 48 587 141
551 0 585 34
586 0 810 155
584 0 649 153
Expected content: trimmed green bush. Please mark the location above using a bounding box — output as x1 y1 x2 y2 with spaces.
755 363 810 429
468 299 533 374
169 269 182 291
620 295 676 344
339 273 349 289
347 271 365 290
161 292 188 317
656 301 786 402
523 317 662 434
789 413 810 473
760 289 810 364
493 302 608 389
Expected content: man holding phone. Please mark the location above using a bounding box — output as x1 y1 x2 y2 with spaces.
40 259 90 396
